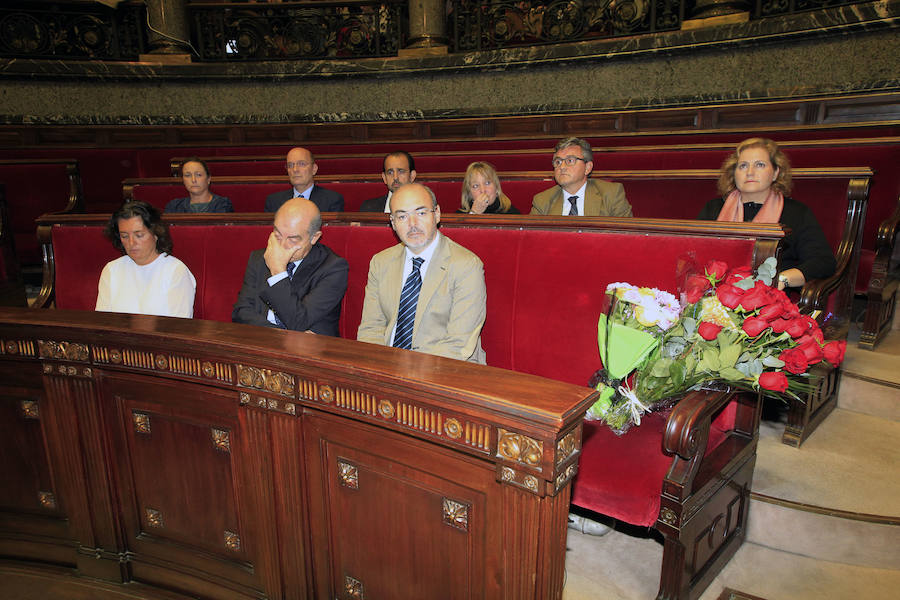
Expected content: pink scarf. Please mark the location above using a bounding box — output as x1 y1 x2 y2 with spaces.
715 189 784 223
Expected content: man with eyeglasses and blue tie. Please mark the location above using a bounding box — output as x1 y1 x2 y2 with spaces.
531 137 632 217
233 197 348 335
357 183 487 364
265 147 344 213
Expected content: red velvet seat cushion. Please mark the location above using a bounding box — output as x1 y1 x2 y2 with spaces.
572 400 736 526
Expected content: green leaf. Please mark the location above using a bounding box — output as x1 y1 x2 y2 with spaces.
719 339 742 367
650 358 673 377
720 367 746 381
762 354 785 368
699 347 720 371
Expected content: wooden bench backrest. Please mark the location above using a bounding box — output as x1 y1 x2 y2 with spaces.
42 214 780 387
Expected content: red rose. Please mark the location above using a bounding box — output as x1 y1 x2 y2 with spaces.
785 317 811 338
770 318 791 334
716 284 745 309
798 340 824 365
758 371 789 392
823 340 846 365
781 302 801 319
758 301 786 322
705 260 728 281
684 274 711 304
742 316 770 337
698 321 723 341
724 266 753 285
740 281 776 311
779 348 809 374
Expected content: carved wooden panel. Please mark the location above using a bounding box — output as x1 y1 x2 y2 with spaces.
304 411 489 600
102 373 272 599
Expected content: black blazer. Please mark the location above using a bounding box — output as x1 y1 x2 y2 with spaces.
359 194 389 212
264 185 344 213
231 243 349 336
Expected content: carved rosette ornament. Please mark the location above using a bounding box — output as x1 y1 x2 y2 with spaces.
133 412 151 434
318 384 334 403
21 400 39 419
338 460 359 489
443 417 462 439
38 491 57 509
145 508 163 528
38 340 89 362
224 530 241 551
442 498 470 532
659 508 678 526
377 399 395 419
344 575 364 599
155 354 169 370
211 428 231 453
497 429 543 471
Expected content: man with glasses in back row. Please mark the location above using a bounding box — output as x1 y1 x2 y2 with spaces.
357 183 487 364
531 137 633 217
265 147 344 213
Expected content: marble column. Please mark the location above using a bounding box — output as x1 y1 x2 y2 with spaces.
143 0 192 56
405 0 448 51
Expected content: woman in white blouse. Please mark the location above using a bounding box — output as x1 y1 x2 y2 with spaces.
96 201 196 318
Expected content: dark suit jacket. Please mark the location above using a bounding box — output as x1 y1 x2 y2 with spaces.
164 194 233 213
265 185 345 213
231 243 349 336
359 194 389 212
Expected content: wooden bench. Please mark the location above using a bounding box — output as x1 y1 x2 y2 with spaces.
859 196 900 349
0 158 83 267
28 211 784 600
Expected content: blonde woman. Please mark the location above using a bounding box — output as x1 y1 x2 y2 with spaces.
458 162 520 214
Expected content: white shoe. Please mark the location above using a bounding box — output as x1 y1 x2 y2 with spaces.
567 513 612 536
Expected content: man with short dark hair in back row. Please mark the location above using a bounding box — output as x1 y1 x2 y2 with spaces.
265 147 344 213
531 137 633 218
359 151 417 212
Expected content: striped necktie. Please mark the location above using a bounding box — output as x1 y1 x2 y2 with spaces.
392 257 424 350
568 195 578 216
273 262 297 329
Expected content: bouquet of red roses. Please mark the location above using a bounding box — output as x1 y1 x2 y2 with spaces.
587 257 847 433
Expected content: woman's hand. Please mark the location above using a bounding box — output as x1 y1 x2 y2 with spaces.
470 191 493 214
776 268 805 290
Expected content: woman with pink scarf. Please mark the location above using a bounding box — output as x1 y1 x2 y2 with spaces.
698 138 835 290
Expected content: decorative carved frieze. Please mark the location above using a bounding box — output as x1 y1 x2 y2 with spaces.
38 340 89 362
224 530 241 551
38 490 56 509
211 428 231 453
554 463 578 491
498 465 542 495
93 346 233 382
2 339 35 357
145 508 163 528
497 429 543 471
132 412 151 434
442 498 470 532
21 400 39 419
338 460 359 489
344 575 365 599
377 399 395 419
237 365 294 397
556 430 579 467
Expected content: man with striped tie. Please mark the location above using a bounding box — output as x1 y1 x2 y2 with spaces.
357 183 487 364
232 197 348 335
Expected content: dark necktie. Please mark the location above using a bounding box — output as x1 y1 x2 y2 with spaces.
393 257 424 350
273 262 297 329
568 195 578 216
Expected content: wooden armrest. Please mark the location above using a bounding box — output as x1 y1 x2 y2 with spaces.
874 197 900 258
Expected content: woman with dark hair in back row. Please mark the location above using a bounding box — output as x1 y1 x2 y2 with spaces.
165 157 233 213
96 201 196 318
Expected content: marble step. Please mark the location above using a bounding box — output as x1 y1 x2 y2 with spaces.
747 411 900 568
838 325 900 421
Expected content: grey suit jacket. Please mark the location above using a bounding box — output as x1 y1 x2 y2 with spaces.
357 233 487 364
530 178 632 217
265 185 344 213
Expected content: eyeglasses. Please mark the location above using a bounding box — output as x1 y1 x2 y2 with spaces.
552 156 587 168
391 208 436 224
286 161 311 169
